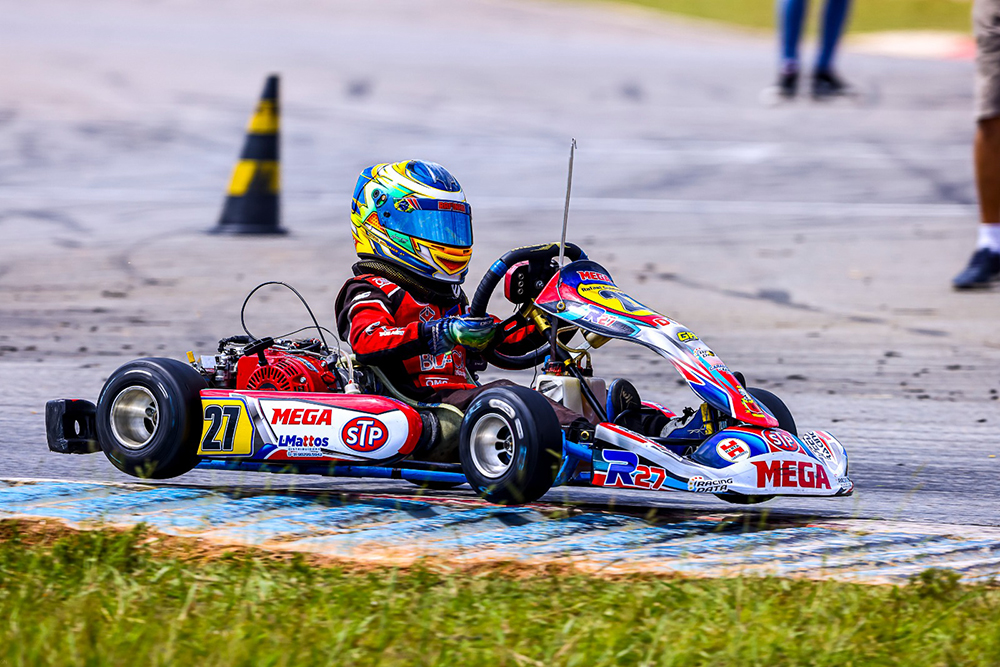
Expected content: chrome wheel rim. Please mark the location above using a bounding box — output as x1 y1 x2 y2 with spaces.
109 386 159 450
469 414 515 479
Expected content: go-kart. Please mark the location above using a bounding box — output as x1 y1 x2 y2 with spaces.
46 243 852 505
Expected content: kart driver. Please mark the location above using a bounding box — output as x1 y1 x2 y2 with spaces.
335 159 583 427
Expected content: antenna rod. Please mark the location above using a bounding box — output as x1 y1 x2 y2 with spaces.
557 138 577 270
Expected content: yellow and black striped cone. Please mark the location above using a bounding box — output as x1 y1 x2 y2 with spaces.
213 74 285 234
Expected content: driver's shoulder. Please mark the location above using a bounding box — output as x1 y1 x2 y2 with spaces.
334 274 403 318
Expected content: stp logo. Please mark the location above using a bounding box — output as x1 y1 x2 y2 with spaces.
341 416 389 452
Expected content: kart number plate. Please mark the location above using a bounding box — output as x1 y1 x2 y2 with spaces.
199 399 254 456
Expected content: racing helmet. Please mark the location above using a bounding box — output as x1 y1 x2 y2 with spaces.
351 160 473 284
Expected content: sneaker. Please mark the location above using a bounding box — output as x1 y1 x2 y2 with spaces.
777 70 798 99
811 70 851 99
953 248 1000 289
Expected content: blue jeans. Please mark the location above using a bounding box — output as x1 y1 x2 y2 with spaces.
780 0 852 73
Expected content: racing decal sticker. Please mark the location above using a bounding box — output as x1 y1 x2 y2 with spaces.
199 398 255 456
752 460 831 490
577 269 612 283
763 429 803 454
715 437 750 463
576 284 654 317
341 416 389 452
801 431 834 461
687 476 733 493
250 397 417 461
592 450 668 491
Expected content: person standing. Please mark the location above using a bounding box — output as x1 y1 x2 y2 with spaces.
954 0 1000 289
776 0 853 99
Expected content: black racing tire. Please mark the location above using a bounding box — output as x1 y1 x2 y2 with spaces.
405 479 465 491
715 387 795 505
96 357 207 479
459 386 562 505
748 387 797 435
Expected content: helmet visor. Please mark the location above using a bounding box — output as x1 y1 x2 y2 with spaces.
384 198 473 247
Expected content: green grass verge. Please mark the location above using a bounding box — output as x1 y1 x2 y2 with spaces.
581 0 973 34
1 521 999 666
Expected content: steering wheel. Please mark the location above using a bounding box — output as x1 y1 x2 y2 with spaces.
469 242 586 370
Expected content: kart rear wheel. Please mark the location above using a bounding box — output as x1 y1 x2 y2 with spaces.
96 357 207 479
459 386 562 505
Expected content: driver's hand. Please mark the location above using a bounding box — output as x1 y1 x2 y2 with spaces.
447 316 497 351
423 317 497 355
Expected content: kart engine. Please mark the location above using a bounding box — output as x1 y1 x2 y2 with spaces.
235 349 336 392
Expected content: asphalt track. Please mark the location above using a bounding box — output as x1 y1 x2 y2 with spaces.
1 0 998 538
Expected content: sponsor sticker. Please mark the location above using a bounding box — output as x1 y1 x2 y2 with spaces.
801 431 834 461
764 429 800 453
271 407 333 426
687 476 734 493
577 270 611 283
716 437 751 462
341 416 389 452
676 330 699 343
752 460 831 490
593 450 668 490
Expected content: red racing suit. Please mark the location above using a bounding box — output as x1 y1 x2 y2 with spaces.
335 261 581 426
335 262 483 400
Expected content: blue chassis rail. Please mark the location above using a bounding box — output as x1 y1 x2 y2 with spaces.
196 436 593 487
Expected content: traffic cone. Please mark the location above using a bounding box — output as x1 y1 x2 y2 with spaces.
212 74 285 234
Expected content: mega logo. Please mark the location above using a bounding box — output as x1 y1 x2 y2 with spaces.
278 434 330 447
341 416 389 452
578 270 611 283
752 460 831 490
271 408 333 426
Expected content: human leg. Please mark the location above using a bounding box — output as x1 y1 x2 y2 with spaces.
955 0 1000 287
816 0 851 73
810 0 853 97
777 0 808 96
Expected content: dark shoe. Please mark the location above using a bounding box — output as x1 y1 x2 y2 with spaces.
953 248 1000 289
777 70 798 99
607 378 641 423
811 70 851 99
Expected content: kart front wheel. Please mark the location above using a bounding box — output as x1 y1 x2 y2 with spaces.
459 386 562 505
96 357 207 479
716 387 795 505
748 387 797 435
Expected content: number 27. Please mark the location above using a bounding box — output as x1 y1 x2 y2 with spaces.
202 405 241 452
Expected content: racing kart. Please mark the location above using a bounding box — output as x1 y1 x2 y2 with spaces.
46 243 853 505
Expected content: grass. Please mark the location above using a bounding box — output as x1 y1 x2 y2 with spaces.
1 520 999 666
582 0 974 34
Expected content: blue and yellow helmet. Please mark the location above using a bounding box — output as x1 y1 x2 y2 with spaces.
351 160 473 284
